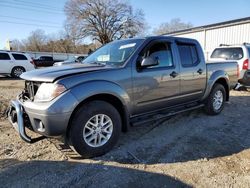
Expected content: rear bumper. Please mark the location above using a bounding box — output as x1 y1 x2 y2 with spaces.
238 70 250 86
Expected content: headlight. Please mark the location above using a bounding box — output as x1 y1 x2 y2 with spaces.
34 83 66 102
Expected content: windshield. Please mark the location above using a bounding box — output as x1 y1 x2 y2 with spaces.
83 39 144 66
211 47 243 60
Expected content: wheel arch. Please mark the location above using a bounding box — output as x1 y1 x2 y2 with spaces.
11 66 26 71
214 78 229 101
202 70 230 102
67 93 130 136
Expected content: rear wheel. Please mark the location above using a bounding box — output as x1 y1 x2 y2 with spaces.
204 83 226 115
11 67 25 78
69 100 121 158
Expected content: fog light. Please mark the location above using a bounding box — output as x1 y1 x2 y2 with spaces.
37 121 45 132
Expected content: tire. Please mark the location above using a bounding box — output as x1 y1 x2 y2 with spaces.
11 67 25 78
204 83 226 115
69 100 121 158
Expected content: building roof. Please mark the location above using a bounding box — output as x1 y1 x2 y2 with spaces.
165 16 250 35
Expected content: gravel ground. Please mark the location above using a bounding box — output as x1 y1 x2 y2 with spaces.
0 76 250 187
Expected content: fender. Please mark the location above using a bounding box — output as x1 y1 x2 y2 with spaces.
201 70 230 101
70 80 132 115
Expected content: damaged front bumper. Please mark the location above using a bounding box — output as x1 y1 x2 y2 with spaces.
8 100 45 143
7 90 78 143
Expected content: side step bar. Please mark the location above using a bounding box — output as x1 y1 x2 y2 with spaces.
131 104 204 126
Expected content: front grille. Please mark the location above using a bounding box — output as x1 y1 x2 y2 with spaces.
25 81 41 101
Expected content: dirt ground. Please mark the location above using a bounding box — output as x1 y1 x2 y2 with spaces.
0 76 250 187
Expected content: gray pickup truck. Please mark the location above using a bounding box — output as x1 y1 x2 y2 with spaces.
8 36 238 157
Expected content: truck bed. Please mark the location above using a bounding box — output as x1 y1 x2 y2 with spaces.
206 61 238 89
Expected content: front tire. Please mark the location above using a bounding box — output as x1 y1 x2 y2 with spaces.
204 83 226 115
69 100 121 158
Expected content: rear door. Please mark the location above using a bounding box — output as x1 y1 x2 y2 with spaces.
132 39 180 114
11 53 33 71
176 41 206 101
0 52 13 74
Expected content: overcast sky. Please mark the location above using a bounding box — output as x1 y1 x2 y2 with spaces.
0 0 249 49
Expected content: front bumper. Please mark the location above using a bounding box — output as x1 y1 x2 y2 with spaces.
7 90 78 143
8 100 34 143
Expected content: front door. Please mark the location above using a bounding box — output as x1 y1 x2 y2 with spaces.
132 39 180 115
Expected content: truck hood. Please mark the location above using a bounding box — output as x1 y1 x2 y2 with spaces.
20 63 112 82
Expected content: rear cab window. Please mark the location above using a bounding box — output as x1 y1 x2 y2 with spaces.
211 48 243 60
38 56 52 61
44 56 53 61
12 53 28 60
177 43 199 67
0 52 11 60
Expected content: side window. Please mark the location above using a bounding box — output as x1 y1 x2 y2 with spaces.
12 53 28 60
45 57 53 61
247 47 250 56
0 52 11 60
177 43 199 67
146 42 173 68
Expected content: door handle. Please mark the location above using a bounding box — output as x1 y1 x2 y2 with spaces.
197 69 203 75
170 71 178 78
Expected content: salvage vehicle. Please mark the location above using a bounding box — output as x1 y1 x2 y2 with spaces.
8 36 238 157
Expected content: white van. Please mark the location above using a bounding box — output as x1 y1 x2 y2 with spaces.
0 50 35 78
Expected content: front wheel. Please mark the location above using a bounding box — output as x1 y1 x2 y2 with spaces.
204 83 226 115
69 100 121 158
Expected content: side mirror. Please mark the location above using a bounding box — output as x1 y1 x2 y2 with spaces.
141 57 159 68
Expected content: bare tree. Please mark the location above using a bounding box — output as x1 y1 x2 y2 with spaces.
64 0 146 44
23 29 47 51
10 39 25 51
10 29 95 54
154 18 193 35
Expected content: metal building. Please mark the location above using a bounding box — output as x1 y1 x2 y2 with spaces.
166 17 250 60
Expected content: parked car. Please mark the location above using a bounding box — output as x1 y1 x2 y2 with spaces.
0 50 35 78
33 56 54 67
53 55 87 66
8 36 238 158
209 43 250 86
